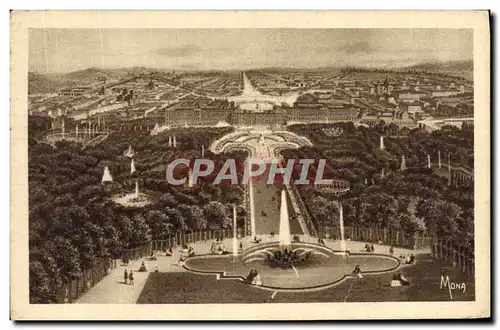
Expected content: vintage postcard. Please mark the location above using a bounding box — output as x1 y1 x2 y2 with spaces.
10 10 490 320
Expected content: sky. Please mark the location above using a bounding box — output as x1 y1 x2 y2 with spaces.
28 29 473 73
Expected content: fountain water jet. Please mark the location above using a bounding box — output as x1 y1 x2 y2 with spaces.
135 180 139 198
232 205 238 259
339 202 346 253
249 179 256 236
279 190 291 250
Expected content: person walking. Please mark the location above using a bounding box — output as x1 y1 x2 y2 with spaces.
124 269 128 284
129 270 134 285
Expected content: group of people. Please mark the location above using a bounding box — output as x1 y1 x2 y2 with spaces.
121 257 130 266
317 237 326 245
245 269 263 286
391 273 410 287
252 236 262 244
164 246 173 256
400 253 415 264
123 269 134 285
210 241 229 255
363 243 375 252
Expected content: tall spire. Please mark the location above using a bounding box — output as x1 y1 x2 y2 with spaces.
173 135 177 148
135 179 139 198
438 150 442 168
168 136 172 147
427 154 431 169
380 135 385 150
75 125 79 140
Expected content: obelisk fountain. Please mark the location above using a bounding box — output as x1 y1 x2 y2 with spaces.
438 150 442 168
380 135 385 150
400 155 407 171
101 166 113 183
427 154 431 169
279 190 291 251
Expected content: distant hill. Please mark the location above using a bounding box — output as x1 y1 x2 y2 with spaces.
402 60 473 80
28 72 79 95
404 60 473 72
28 67 130 94
64 67 118 81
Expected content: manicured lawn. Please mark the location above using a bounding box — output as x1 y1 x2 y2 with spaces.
137 254 474 303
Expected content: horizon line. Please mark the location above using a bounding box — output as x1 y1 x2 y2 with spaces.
29 59 473 75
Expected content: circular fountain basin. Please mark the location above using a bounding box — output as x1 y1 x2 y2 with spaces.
111 192 152 207
184 242 400 291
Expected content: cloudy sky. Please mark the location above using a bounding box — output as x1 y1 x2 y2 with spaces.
29 29 473 73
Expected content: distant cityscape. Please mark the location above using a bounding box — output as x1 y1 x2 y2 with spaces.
29 63 473 131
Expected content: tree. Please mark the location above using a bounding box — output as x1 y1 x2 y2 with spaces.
145 210 173 239
29 260 56 303
203 202 230 229
181 205 207 231
129 214 152 247
416 199 461 238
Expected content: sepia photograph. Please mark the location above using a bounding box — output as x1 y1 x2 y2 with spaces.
10 10 490 320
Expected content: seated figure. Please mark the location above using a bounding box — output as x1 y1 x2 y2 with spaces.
391 273 410 286
245 269 257 284
139 261 148 272
351 265 363 278
390 274 402 287
251 272 263 286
